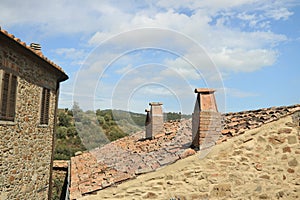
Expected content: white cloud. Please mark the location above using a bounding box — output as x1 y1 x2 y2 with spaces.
265 8 294 20
54 48 87 66
156 0 260 11
223 87 259 98
1 0 297 112
84 1 288 74
140 86 173 96
55 48 86 60
161 58 202 80
210 48 278 72
115 64 133 74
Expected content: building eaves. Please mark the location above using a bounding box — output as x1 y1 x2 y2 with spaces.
0 27 68 82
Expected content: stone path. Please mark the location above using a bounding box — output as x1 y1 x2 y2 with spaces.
80 115 300 200
70 105 300 199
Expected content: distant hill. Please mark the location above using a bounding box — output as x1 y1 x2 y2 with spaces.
54 106 191 160
97 109 146 134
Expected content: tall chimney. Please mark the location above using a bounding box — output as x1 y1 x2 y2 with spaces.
145 102 164 139
191 88 222 150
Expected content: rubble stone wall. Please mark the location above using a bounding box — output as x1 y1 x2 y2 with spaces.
80 115 300 200
0 44 58 199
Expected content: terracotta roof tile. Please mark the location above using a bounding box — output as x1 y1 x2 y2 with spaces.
0 27 68 80
218 104 300 142
70 104 300 199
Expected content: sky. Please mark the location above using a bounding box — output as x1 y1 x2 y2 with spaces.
1 0 300 114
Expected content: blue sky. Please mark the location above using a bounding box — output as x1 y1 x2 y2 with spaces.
1 0 299 114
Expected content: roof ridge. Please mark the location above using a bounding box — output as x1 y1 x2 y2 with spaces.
224 104 300 115
0 26 66 75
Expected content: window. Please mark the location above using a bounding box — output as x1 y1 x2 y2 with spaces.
40 88 50 125
0 71 17 121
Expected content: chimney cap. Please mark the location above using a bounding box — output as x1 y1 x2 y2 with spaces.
145 109 150 112
194 88 215 94
30 43 41 51
149 102 163 106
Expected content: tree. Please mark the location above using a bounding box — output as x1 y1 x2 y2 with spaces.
58 112 71 127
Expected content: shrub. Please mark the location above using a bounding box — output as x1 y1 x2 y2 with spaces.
56 127 68 139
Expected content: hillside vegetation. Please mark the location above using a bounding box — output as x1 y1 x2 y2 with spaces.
54 104 190 160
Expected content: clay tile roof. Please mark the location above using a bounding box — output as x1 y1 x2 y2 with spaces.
0 26 68 81
219 104 300 142
69 104 300 199
70 119 195 199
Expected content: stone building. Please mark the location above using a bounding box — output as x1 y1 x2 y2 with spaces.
0 28 68 199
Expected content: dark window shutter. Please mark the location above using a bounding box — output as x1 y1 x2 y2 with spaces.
40 88 46 123
40 88 50 125
8 74 17 119
1 73 9 117
0 72 17 121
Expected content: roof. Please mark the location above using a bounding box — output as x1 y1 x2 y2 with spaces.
220 104 300 142
70 104 300 199
0 27 68 82
80 113 300 200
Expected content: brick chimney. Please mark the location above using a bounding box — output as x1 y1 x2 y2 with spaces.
145 102 164 139
191 88 222 150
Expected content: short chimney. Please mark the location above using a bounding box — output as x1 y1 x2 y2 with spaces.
30 43 42 53
145 102 164 139
191 88 222 150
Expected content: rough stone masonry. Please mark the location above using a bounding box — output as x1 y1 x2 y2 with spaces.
0 28 68 200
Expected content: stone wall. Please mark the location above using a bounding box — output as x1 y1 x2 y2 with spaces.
52 160 70 200
0 43 59 199
292 111 300 127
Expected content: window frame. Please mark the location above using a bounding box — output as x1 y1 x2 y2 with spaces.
0 70 18 122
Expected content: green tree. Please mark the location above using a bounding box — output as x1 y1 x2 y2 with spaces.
56 126 67 139
58 111 72 127
67 126 77 137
